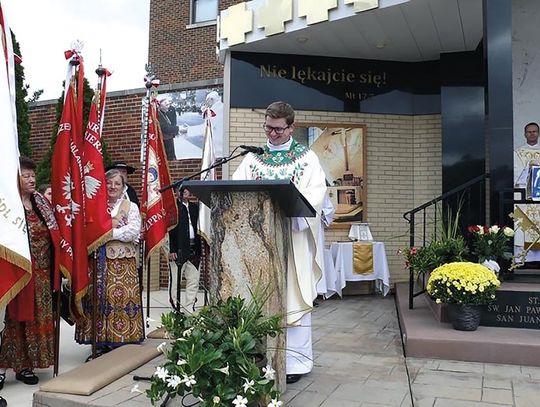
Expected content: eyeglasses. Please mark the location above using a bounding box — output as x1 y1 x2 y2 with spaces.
262 124 290 135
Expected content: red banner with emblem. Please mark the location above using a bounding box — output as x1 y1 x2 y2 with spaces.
83 70 112 252
141 98 177 259
51 53 89 318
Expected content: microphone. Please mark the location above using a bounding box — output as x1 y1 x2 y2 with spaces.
239 145 264 155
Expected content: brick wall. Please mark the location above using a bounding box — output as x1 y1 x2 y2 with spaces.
227 108 442 286
28 101 57 162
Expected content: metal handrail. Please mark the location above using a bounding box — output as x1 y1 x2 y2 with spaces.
403 173 490 221
403 173 490 309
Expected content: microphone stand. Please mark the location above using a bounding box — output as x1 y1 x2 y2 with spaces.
159 149 251 193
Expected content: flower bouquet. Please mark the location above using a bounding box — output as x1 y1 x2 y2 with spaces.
427 262 500 305
468 225 514 263
146 294 283 407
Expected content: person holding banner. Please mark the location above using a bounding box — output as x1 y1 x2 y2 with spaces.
233 101 327 384
75 169 144 354
0 157 59 386
105 161 139 207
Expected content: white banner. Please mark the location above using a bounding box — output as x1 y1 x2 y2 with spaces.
0 2 32 309
198 107 217 244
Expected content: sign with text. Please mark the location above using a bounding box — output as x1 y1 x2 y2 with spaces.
481 290 540 329
230 52 441 114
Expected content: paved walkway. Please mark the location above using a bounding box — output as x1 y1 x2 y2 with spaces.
4 291 540 406
286 295 540 407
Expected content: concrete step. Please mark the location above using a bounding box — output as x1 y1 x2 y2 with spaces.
396 282 540 366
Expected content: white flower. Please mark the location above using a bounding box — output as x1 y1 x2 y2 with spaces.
157 341 167 353
232 395 248 407
476 225 484 234
503 227 514 237
213 396 221 404
242 378 255 394
489 225 500 234
167 375 183 389
216 363 229 375
262 365 275 380
267 399 282 407
154 366 169 381
130 384 144 394
177 358 187 366
183 374 197 387
182 327 194 337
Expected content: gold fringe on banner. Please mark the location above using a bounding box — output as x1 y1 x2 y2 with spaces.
352 242 373 275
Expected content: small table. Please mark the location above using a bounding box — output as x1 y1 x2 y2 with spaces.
328 241 390 296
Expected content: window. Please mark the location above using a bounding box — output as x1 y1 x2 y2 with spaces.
192 0 218 24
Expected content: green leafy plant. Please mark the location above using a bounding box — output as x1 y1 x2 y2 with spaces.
146 294 283 407
468 225 514 263
427 262 501 305
402 203 468 277
402 237 468 277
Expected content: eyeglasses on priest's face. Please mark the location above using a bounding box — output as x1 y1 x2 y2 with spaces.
262 123 290 135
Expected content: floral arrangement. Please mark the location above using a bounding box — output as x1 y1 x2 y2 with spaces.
427 262 501 305
468 225 514 263
401 236 468 276
146 294 283 407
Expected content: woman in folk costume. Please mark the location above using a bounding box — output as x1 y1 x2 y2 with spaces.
75 169 144 354
0 157 61 386
233 101 327 384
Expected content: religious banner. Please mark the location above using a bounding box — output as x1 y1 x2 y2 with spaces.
141 97 178 258
51 50 89 318
198 106 217 244
83 69 112 252
0 4 32 310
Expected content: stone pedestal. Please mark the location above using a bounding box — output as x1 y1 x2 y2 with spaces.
209 191 288 392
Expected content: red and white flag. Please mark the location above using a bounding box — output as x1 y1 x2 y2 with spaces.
51 51 88 318
83 70 112 252
141 97 177 259
0 4 32 310
198 107 217 244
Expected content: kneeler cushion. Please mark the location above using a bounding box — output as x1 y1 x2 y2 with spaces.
39 344 160 396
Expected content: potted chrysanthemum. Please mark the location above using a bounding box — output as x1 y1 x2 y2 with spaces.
426 262 501 331
146 294 283 407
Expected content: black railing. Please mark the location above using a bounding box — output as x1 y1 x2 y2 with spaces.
403 173 490 309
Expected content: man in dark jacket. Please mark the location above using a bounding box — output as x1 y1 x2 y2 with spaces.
168 187 201 310
158 97 178 161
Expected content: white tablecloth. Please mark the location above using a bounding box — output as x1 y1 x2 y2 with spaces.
316 248 339 298
326 241 390 297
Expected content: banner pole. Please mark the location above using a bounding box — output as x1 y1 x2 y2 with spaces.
141 65 153 327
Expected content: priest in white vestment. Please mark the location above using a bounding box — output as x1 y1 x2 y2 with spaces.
514 122 540 261
233 101 327 384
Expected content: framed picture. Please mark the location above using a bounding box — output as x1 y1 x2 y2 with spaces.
156 87 223 161
293 124 367 226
